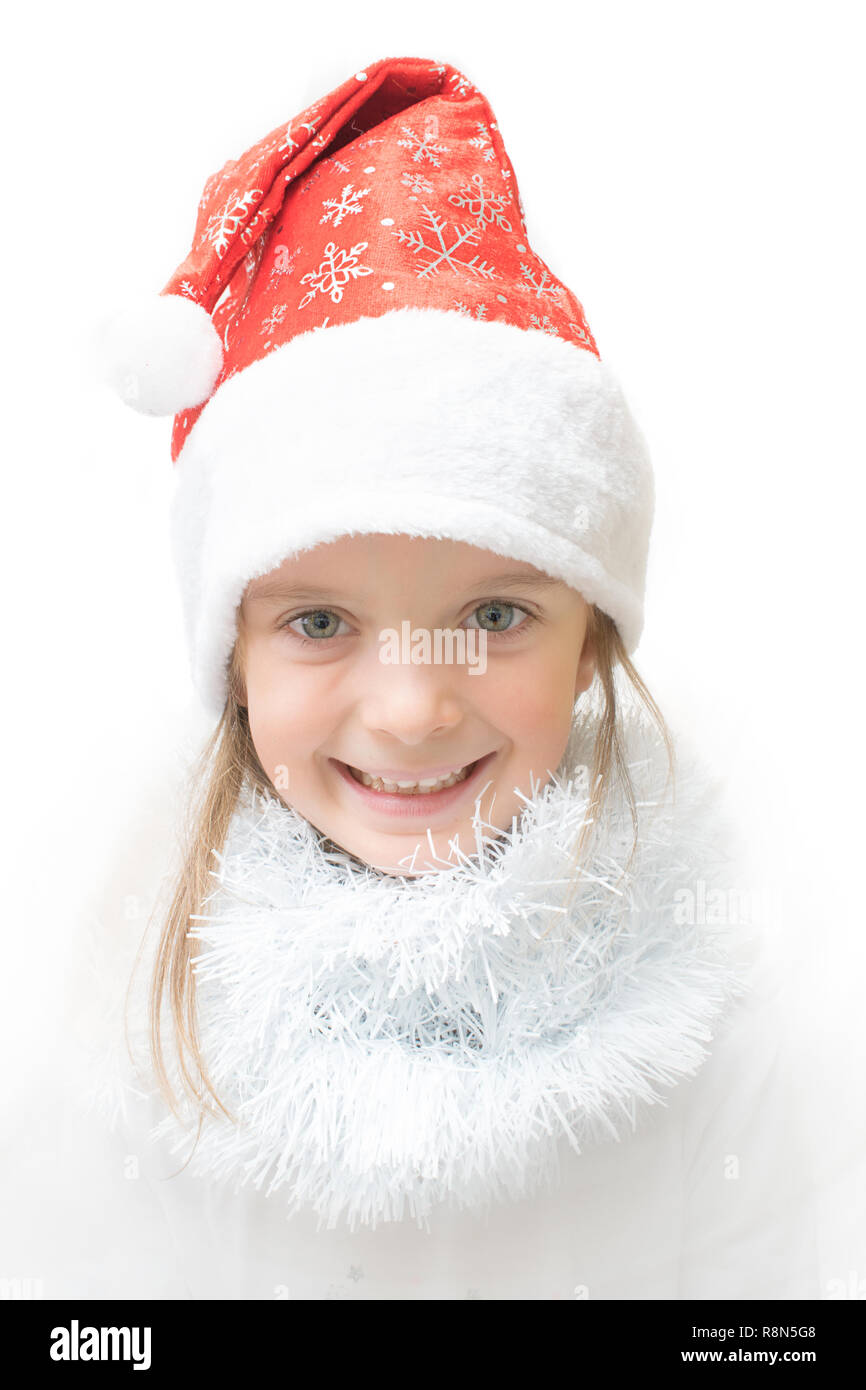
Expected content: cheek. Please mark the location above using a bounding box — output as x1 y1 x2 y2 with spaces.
483 646 578 732
245 649 341 759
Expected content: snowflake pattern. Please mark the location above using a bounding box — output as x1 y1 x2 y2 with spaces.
529 313 560 336
260 305 289 336
401 171 435 200
453 299 489 320
392 207 497 281
448 173 512 231
325 156 352 175
178 280 197 299
519 262 565 299
320 182 371 227
568 321 595 348
298 241 372 308
467 122 497 163
397 124 450 166
203 188 263 257
448 71 475 97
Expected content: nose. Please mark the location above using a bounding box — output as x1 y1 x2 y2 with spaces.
359 654 465 743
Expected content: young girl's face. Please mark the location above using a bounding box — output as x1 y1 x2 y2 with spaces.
238 534 595 874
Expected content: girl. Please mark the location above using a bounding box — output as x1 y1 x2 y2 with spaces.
86 53 817 1297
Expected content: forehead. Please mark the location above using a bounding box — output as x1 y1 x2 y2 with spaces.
243 533 565 603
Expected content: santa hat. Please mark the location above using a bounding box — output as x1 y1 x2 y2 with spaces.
94 54 654 716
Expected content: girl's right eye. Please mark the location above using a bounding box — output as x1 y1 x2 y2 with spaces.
281 609 351 644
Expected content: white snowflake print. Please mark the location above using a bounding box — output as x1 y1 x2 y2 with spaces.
401 171 435 200
326 156 352 175
278 126 299 156
320 182 371 228
529 313 560 337
397 124 450 166
204 188 263 257
260 305 288 336
468 122 497 163
568 321 594 347
178 280 197 299
520 262 565 299
393 207 497 281
448 71 475 96
453 299 488 320
448 173 512 232
298 241 372 308
239 207 273 249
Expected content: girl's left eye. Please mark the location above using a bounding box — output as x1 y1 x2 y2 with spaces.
282 609 351 645
464 601 534 638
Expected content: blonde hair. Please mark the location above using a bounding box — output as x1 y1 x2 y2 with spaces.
144 604 674 1129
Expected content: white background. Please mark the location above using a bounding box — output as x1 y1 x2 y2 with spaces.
1 0 863 1293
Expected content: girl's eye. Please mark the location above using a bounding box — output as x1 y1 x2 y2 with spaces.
464 601 533 637
280 601 535 647
282 609 350 644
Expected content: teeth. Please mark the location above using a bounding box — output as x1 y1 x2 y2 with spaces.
350 763 475 794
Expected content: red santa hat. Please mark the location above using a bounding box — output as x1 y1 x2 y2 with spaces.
94 54 654 715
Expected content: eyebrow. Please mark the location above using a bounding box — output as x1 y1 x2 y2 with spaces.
245 571 563 604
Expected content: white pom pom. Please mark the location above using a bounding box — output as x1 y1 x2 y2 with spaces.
92 293 224 416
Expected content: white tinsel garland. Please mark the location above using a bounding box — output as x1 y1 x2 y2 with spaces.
82 682 752 1232
107 690 752 1234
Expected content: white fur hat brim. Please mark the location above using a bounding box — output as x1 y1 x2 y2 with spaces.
170 307 654 715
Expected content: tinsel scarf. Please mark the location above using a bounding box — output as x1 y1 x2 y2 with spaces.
122 692 749 1233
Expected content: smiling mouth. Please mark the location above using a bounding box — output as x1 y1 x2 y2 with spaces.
344 760 480 795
